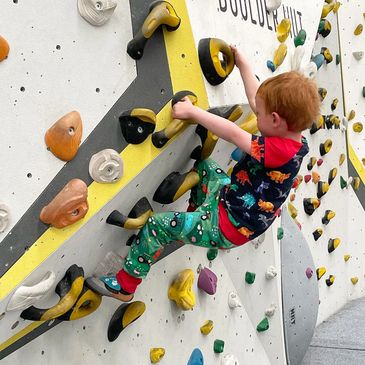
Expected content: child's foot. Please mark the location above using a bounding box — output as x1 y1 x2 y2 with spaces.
85 275 134 302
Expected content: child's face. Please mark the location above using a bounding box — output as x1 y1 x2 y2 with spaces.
255 96 274 136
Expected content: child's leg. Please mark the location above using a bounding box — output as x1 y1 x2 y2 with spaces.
119 203 235 293
188 158 230 210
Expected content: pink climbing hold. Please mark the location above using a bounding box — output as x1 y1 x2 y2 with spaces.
304 175 312 183
317 158 324 166
197 267 218 295
306 267 313 279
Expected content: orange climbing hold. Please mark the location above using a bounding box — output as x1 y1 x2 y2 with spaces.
40 179 88 228
45 111 83 161
0 35 10 62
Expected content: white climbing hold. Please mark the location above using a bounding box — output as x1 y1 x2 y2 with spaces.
291 45 305 71
221 354 240 365
265 303 277 317
266 0 282 12
250 232 265 249
347 177 354 187
228 291 242 309
0 202 10 233
7 271 56 312
89 148 123 183
77 0 117 26
301 62 317 79
265 266 278 279
341 117 348 132
353 51 364 61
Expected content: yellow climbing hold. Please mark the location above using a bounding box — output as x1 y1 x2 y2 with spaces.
316 267 326 280
168 269 196 310
344 255 351 262
273 43 287 69
312 171 320 184
351 277 359 285
277 18 291 43
321 3 334 18
339 153 345 166
354 24 363 35
288 202 298 219
353 122 363 133
362 158 365 166
347 110 356 121
352 177 360 190
333 2 341 13
150 348 165 363
200 320 214 335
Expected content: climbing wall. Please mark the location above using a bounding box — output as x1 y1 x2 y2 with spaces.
337 1 365 304
3 0 356 364
287 0 365 328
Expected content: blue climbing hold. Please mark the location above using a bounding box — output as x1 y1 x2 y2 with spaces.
187 348 204 365
231 147 244 162
266 60 276 72
311 54 325 70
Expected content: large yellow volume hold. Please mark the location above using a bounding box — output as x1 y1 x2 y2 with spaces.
168 269 196 310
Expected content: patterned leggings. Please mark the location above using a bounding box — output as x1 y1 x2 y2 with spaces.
119 159 237 287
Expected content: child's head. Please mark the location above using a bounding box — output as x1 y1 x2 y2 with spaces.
256 71 320 132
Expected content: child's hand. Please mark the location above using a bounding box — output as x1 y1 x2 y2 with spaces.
230 45 248 69
172 96 196 120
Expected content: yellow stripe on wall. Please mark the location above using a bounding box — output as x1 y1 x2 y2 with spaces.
348 143 365 184
0 322 44 352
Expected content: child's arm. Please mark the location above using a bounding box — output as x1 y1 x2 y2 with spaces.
172 97 252 154
230 46 260 114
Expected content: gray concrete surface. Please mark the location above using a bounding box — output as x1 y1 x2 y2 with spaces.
301 296 365 365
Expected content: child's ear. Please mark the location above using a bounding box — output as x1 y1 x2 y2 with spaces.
272 112 286 128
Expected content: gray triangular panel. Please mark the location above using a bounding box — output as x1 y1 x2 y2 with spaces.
281 206 319 365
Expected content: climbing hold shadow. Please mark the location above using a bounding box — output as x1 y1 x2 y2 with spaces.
119 108 156 144
127 1 181 60
152 90 197 148
106 197 153 229
198 38 234 86
107 301 146 342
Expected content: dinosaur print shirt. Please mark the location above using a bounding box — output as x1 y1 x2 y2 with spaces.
219 135 309 245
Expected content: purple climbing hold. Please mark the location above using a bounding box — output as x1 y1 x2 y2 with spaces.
197 267 217 295
306 267 313 279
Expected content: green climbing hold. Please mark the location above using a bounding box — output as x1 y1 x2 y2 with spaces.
340 176 347 189
277 227 284 240
336 54 341 65
245 271 256 284
318 19 331 38
207 248 218 261
213 339 225 353
257 317 269 332
294 29 306 47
